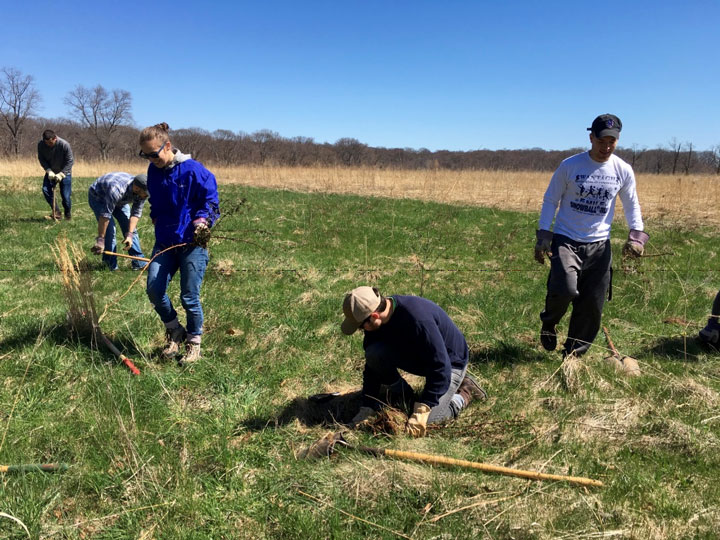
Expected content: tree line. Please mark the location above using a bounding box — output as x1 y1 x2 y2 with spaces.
2 67 719 174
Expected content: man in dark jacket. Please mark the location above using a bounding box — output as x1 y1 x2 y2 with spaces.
341 286 487 437
37 129 74 220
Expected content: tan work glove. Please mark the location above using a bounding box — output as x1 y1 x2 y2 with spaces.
534 229 553 265
622 229 649 258
56 172 66 181
122 235 133 251
351 406 376 428
406 402 431 437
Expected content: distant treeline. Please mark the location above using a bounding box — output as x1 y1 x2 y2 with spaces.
5 117 720 174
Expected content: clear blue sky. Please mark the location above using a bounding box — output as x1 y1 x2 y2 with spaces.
2 0 717 151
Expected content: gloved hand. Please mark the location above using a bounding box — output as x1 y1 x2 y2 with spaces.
56 172 66 181
122 235 133 251
622 229 649 258
193 219 211 248
47 171 58 183
350 406 376 427
91 236 105 255
406 402 431 437
534 229 553 264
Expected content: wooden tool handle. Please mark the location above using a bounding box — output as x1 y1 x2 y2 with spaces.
102 251 151 263
373 448 603 488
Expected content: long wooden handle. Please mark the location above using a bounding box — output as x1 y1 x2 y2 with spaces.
1 463 69 473
603 326 620 357
364 447 603 488
102 251 151 262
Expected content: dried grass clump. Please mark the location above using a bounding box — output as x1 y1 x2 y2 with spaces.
52 235 98 338
560 353 583 393
362 408 409 435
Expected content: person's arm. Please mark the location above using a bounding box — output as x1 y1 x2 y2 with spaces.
416 322 452 409
122 216 141 250
96 217 110 239
60 139 74 176
617 168 648 257
37 142 51 173
189 167 220 225
538 165 567 232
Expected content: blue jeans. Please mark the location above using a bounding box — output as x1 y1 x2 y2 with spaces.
42 174 72 216
87 194 146 271
146 244 209 336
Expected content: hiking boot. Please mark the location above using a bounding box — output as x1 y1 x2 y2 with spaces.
699 320 720 346
162 326 187 358
457 373 488 406
178 343 201 367
540 323 557 351
64 212 72 221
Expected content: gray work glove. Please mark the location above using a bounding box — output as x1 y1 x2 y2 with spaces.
622 229 649 258
91 236 105 255
534 229 553 264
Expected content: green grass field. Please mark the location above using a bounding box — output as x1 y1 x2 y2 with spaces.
1 176 719 539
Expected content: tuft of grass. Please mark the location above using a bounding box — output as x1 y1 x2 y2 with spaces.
1 174 720 538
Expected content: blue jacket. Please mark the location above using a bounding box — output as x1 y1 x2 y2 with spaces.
147 150 220 247
362 295 469 408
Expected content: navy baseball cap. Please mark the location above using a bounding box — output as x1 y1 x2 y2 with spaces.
587 114 622 138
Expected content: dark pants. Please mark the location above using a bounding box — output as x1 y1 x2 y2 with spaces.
540 234 611 356
42 174 72 216
364 341 467 423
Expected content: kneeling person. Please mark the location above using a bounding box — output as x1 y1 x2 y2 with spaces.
88 172 149 270
341 286 487 437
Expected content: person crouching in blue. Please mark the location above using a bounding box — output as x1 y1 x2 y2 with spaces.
139 122 220 366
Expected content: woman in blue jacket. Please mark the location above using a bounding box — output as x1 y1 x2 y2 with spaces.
139 123 220 365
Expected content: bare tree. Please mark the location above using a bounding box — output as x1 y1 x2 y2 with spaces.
64 84 133 160
682 141 694 175
0 67 41 156
668 137 682 174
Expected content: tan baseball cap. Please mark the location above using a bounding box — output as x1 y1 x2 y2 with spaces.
341 286 381 335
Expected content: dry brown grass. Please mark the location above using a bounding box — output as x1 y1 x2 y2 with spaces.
3 158 720 225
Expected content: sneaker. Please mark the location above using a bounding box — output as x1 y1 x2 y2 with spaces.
457 373 488 406
540 323 557 351
699 321 720 346
162 326 187 358
178 343 201 366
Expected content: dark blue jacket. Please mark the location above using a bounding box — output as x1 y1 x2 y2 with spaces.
362 295 469 408
147 153 219 247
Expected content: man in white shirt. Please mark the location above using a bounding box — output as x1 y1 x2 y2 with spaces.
534 114 649 357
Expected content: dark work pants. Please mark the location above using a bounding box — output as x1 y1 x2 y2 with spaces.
540 234 611 356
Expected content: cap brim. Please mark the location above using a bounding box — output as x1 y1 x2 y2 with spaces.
341 317 360 335
594 129 620 139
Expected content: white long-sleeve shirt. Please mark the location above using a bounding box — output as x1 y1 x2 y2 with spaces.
538 152 643 242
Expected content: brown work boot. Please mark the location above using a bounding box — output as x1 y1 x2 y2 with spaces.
162 326 187 358
458 373 488 407
178 343 201 367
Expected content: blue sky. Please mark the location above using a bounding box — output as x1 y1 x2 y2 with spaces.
1 0 717 151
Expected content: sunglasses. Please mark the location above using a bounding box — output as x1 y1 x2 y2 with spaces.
138 142 166 160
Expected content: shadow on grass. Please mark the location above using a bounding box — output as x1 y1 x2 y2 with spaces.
0 319 147 370
470 340 547 366
648 335 715 360
240 390 363 431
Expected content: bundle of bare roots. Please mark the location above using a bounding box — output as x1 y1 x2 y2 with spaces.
52 236 140 375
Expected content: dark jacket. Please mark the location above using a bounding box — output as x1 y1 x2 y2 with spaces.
362 295 469 408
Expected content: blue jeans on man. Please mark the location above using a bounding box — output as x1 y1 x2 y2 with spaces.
42 174 72 217
146 244 209 337
87 193 147 271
